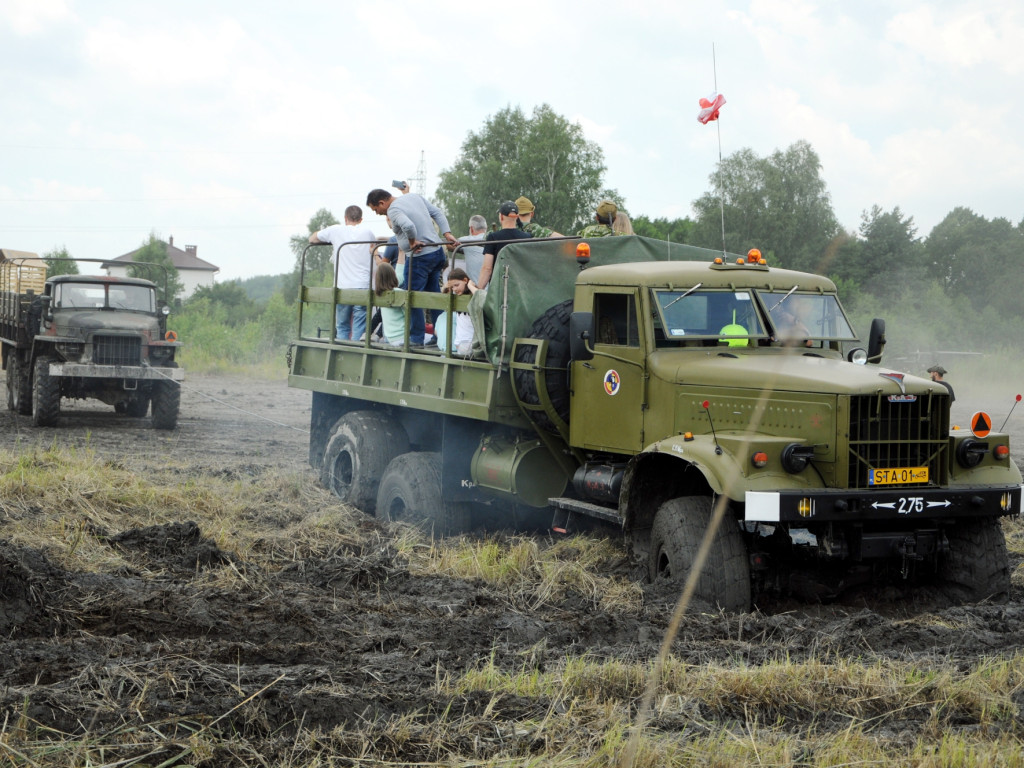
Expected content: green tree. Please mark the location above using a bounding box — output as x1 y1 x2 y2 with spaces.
127 233 185 305
42 246 79 276
925 207 1023 317
436 104 609 234
828 206 923 303
188 281 258 325
690 140 840 273
631 215 694 243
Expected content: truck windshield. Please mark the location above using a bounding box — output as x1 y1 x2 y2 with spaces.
759 290 857 342
56 283 155 312
652 289 767 344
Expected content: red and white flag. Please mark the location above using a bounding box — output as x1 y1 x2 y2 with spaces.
697 92 726 124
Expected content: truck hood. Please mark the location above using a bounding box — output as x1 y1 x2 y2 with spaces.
649 349 942 398
55 311 160 335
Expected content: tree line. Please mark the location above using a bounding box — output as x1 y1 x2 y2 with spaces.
40 103 1024 371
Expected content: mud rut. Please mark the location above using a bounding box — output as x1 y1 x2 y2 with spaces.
2 374 1023 763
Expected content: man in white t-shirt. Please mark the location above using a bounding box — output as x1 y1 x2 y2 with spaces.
309 205 376 340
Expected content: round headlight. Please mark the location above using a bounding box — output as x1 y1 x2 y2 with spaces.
847 348 867 365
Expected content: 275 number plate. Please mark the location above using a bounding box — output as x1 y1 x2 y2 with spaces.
869 467 929 486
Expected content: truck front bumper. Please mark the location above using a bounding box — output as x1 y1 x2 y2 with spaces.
745 485 1022 523
50 363 185 381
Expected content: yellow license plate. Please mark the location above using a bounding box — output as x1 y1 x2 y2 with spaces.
869 467 929 486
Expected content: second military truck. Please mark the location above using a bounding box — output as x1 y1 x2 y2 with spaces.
1 253 183 429
287 236 1021 610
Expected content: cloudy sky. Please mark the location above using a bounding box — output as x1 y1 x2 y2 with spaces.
2 0 1021 281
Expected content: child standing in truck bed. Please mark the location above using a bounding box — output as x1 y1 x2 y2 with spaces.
374 262 406 347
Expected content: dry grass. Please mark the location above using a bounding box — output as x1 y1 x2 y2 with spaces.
4 445 1024 767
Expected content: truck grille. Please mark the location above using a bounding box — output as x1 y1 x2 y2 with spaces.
94 335 142 366
846 393 948 489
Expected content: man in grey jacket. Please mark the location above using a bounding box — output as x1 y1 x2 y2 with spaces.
366 188 459 344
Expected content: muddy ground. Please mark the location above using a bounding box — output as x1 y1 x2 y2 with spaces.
2 374 1024 764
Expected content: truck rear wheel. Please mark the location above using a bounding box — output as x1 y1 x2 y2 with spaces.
6 355 32 415
31 356 61 427
649 496 751 612
513 299 573 431
320 410 409 513
151 376 180 430
938 518 1010 603
375 452 470 537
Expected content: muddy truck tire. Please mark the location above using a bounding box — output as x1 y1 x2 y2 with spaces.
151 376 180 430
31 356 61 427
649 496 752 612
938 518 1011 604
6 354 32 415
375 451 471 537
320 410 410 513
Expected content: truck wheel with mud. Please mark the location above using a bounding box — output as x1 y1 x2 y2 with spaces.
31 356 61 426
938 518 1010 603
151 373 180 430
6 354 32 415
513 299 573 431
320 410 410 513
649 495 751 612
375 451 470 536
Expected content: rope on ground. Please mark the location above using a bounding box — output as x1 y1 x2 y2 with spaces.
152 369 310 434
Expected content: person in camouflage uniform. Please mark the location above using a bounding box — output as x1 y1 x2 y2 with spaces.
515 196 562 238
577 199 619 238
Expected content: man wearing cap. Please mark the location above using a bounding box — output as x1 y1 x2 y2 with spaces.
578 199 619 238
366 188 459 345
515 196 561 238
927 365 955 402
477 201 533 289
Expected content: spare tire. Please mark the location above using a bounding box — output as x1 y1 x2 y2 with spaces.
513 299 573 431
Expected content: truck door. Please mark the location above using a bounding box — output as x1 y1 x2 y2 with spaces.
570 290 646 453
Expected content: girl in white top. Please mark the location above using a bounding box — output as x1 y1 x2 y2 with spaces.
439 268 479 356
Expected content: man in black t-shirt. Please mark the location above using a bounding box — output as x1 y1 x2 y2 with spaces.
477 200 532 289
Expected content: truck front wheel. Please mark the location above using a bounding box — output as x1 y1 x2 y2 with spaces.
151 377 180 430
375 452 470 537
6 355 32 415
938 518 1010 604
320 410 409 513
31 356 61 427
649 496 751 612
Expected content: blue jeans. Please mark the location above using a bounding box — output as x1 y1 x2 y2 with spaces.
335 303 367 341
407 247 445 344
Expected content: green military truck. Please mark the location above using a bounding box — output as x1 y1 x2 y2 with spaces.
287 236 1022 610
1 253 183 428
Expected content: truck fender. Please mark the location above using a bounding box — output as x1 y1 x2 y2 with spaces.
620 434 745 533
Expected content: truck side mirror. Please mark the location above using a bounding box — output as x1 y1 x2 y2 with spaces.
39 294 52 322
867 318 886 364
570 311 594 361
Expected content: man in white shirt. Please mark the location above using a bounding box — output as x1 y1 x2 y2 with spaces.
309 205 376 341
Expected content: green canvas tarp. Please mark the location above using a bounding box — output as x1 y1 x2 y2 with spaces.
471 235 738 364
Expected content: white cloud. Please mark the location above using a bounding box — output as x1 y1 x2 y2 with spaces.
0 0 73 35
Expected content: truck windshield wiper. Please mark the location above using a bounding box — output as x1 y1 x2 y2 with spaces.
662 282 702 310
767 285 799 313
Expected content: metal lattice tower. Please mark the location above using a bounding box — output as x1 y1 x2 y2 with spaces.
409 150 426 196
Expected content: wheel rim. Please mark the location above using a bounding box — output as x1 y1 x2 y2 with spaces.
329 451 354 495
384 497 407 523
656 550 672 579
